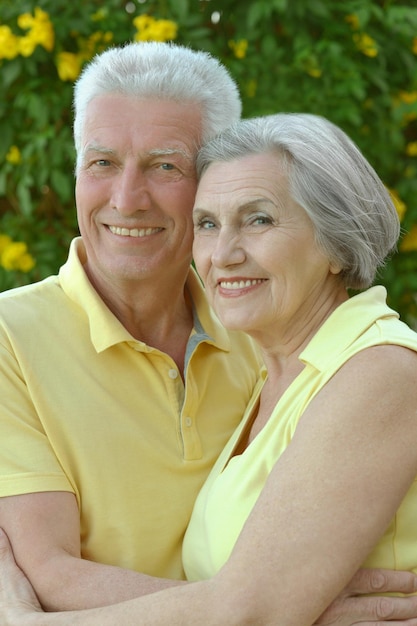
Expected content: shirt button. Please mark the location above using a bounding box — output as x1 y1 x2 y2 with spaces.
168 369 178 379
185 417 192 427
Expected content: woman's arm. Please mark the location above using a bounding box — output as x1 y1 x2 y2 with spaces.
212 344 417 625
2 531 417 626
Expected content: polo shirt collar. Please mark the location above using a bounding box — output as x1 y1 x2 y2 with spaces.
185 267 231 352
59 238 231 354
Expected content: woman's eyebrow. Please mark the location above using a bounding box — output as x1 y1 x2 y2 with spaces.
193 199 274 216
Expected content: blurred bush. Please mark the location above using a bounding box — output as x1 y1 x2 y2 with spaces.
0 0 416 325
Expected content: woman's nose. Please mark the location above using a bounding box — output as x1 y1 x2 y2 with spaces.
211 227 246 267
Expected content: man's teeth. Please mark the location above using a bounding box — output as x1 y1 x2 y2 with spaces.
109 226 160 237
220 279 264 289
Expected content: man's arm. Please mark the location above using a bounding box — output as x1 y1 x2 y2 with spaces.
0 492 184 611
315 568 417 625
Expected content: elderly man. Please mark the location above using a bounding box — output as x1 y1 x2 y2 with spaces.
0 42 416 624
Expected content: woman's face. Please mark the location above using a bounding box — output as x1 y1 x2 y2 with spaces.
192 152 342 339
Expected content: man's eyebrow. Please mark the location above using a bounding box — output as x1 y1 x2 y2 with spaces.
148 148 193 161
82 145 194 162
83 143 117 156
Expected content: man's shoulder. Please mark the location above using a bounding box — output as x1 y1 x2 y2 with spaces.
0 275 62 324
0 238 79 317
0 274 59 300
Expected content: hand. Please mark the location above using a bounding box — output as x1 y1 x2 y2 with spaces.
0 528 43 625
315 567 417 625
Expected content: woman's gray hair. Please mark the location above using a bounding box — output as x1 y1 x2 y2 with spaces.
196 113 400 289
73 41 241 172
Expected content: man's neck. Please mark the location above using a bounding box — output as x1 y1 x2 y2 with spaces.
86 267 194 371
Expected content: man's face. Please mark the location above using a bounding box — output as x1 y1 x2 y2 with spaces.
75 94 202 293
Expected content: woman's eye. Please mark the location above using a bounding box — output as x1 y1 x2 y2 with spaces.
195 218 216 230
249 214 273 226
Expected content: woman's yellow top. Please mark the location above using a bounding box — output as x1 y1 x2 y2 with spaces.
183 286 417 580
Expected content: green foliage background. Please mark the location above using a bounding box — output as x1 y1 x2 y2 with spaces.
1 0 417 326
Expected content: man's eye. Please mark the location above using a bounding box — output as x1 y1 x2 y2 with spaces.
160 163 175 170
95 159 111 167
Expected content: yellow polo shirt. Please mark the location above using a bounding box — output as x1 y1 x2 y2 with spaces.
183 287 417 580
0 237 261 579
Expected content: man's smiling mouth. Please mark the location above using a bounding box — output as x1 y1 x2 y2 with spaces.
108 226 163 237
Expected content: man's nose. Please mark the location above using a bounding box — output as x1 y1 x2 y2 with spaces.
110 167 152 216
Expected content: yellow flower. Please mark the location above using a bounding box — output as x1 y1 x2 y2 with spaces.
400 224 417 252
78 31 114 63
245 79 257 98
154 20 178 41
1 242 33 272
398 91 417 104
406 142 417 157
133 15 154 32
6 145 21 165
412 37 417 55
91 8 108 22
133 15 177 42
56 51 82 81
0 235 12 254
307 66 322 78
404 112 417 124
89 31 102 43
353 33 378 57
388 188 406 222
33 7 51 23
345 13 360 30
16 7 55 54
17 12 35 30
32 12 54 52
17 252 36 272
228 39 248 59
35 23 54 52
19 34 37 57
0 25 20 60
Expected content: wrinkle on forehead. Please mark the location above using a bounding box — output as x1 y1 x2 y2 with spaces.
82 94 203 156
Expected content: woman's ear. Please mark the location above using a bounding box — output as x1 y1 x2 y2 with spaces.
329 261 343 275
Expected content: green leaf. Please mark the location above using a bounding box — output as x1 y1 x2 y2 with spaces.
0 59 21 88
0 124 13 158
50 169 73 203
16 180 33 217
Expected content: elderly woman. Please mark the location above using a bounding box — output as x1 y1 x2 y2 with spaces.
1 113 417 625
185 113 417 589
